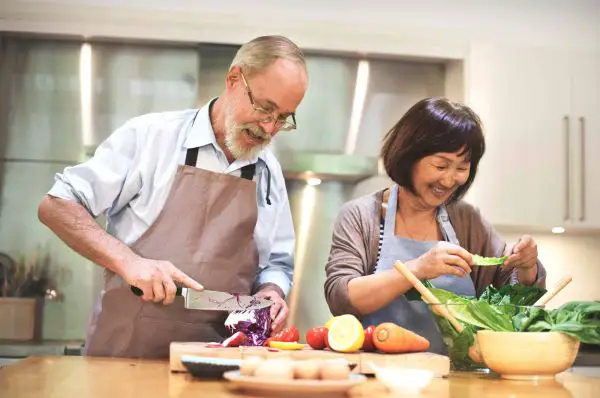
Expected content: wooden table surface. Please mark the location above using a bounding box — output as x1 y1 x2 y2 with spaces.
1 356 597 397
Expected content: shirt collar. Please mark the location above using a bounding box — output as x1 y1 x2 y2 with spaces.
183 98 267 165
183 98 218 149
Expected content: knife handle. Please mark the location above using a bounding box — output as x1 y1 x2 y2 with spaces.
130 285 183 296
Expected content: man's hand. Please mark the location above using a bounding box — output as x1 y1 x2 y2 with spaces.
123 257 204 305
254 283 288 333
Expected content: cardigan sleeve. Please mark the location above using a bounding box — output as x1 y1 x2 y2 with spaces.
324 200 374 316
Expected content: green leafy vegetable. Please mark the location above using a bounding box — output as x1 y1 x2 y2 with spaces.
514 301 600 344
427 284 600 370
433 317 481 370
479 284 547 306
512 306 553 331
430 288 514 331
405 279 435 301
472 254 508 266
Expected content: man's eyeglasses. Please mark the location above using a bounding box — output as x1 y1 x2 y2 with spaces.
240 72 297 131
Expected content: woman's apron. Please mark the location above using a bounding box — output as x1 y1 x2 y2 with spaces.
361 185 475 355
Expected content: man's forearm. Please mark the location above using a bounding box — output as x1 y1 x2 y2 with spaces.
38 195 137 276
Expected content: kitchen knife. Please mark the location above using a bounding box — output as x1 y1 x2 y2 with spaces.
130 286 272 311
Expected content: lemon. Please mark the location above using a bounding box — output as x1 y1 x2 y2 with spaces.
327 314 365 353
268 341 305 350
325 316 337 329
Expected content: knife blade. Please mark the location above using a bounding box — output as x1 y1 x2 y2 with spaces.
129 286 272 311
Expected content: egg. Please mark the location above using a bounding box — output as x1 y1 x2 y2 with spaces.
320 358 350 380
294 359 322 379
239 356 264 376
254 359 295 379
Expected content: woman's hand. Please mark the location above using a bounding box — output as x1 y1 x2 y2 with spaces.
503 235 538 270
408 241 473 280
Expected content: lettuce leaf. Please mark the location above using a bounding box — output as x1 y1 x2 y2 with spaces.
434 316 481 370
472 254 508 266
479 284 546 306
430 288 514 331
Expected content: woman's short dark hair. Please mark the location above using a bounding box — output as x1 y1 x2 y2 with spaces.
381 97 486 203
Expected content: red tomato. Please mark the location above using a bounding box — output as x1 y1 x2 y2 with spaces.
265 326 300 344
305 327 327 350
361 325 376 352
283 326 300 342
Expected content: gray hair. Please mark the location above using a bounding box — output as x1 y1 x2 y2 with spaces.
230 35 306 76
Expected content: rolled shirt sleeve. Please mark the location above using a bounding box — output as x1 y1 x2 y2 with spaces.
47 120 140 218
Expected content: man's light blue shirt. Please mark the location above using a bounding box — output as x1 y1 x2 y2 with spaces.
48 101 295 296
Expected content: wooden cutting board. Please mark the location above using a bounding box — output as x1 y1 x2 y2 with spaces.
169 342 450 376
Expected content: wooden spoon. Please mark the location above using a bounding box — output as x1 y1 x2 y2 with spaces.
393 261 464 332
393 260 483 363
533 275 572 307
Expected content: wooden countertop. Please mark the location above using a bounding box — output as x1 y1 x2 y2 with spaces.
0 356 598 397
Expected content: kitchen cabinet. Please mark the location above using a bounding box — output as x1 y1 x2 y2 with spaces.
571 52 600 229
462 43 600 231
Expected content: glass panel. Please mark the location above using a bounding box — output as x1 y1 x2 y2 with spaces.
1 38 82 162
89 42 200 146
196 44 238 106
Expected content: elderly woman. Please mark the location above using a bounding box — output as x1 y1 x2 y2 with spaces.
324 97 546 354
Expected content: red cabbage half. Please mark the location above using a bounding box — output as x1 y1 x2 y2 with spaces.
224 306 272 346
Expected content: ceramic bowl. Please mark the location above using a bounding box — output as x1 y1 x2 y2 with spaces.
371 366 434 395
181 355 241 379
475 330 580 380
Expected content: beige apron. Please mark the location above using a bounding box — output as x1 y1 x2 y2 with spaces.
84 141 260 359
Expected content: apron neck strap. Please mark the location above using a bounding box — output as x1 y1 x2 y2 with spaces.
185 147 200 166
184 147 257 182
382 185 399 237
240 164 256 181
436 206 460 245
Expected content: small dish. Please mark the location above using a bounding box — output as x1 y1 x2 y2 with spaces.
181 355 241 379
369 362 434 396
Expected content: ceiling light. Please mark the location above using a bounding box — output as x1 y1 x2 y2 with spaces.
551 227 565 234
306 177 322 186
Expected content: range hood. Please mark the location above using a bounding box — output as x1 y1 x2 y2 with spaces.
269 54 446 183
277 152 378 182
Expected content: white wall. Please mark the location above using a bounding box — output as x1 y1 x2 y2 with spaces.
1 0 599 60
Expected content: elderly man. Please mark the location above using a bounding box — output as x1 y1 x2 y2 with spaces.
38 35 308 358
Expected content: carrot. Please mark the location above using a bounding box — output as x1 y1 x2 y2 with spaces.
373 323 430 353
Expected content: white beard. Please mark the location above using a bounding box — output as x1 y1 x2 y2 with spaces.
224 103 271 161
